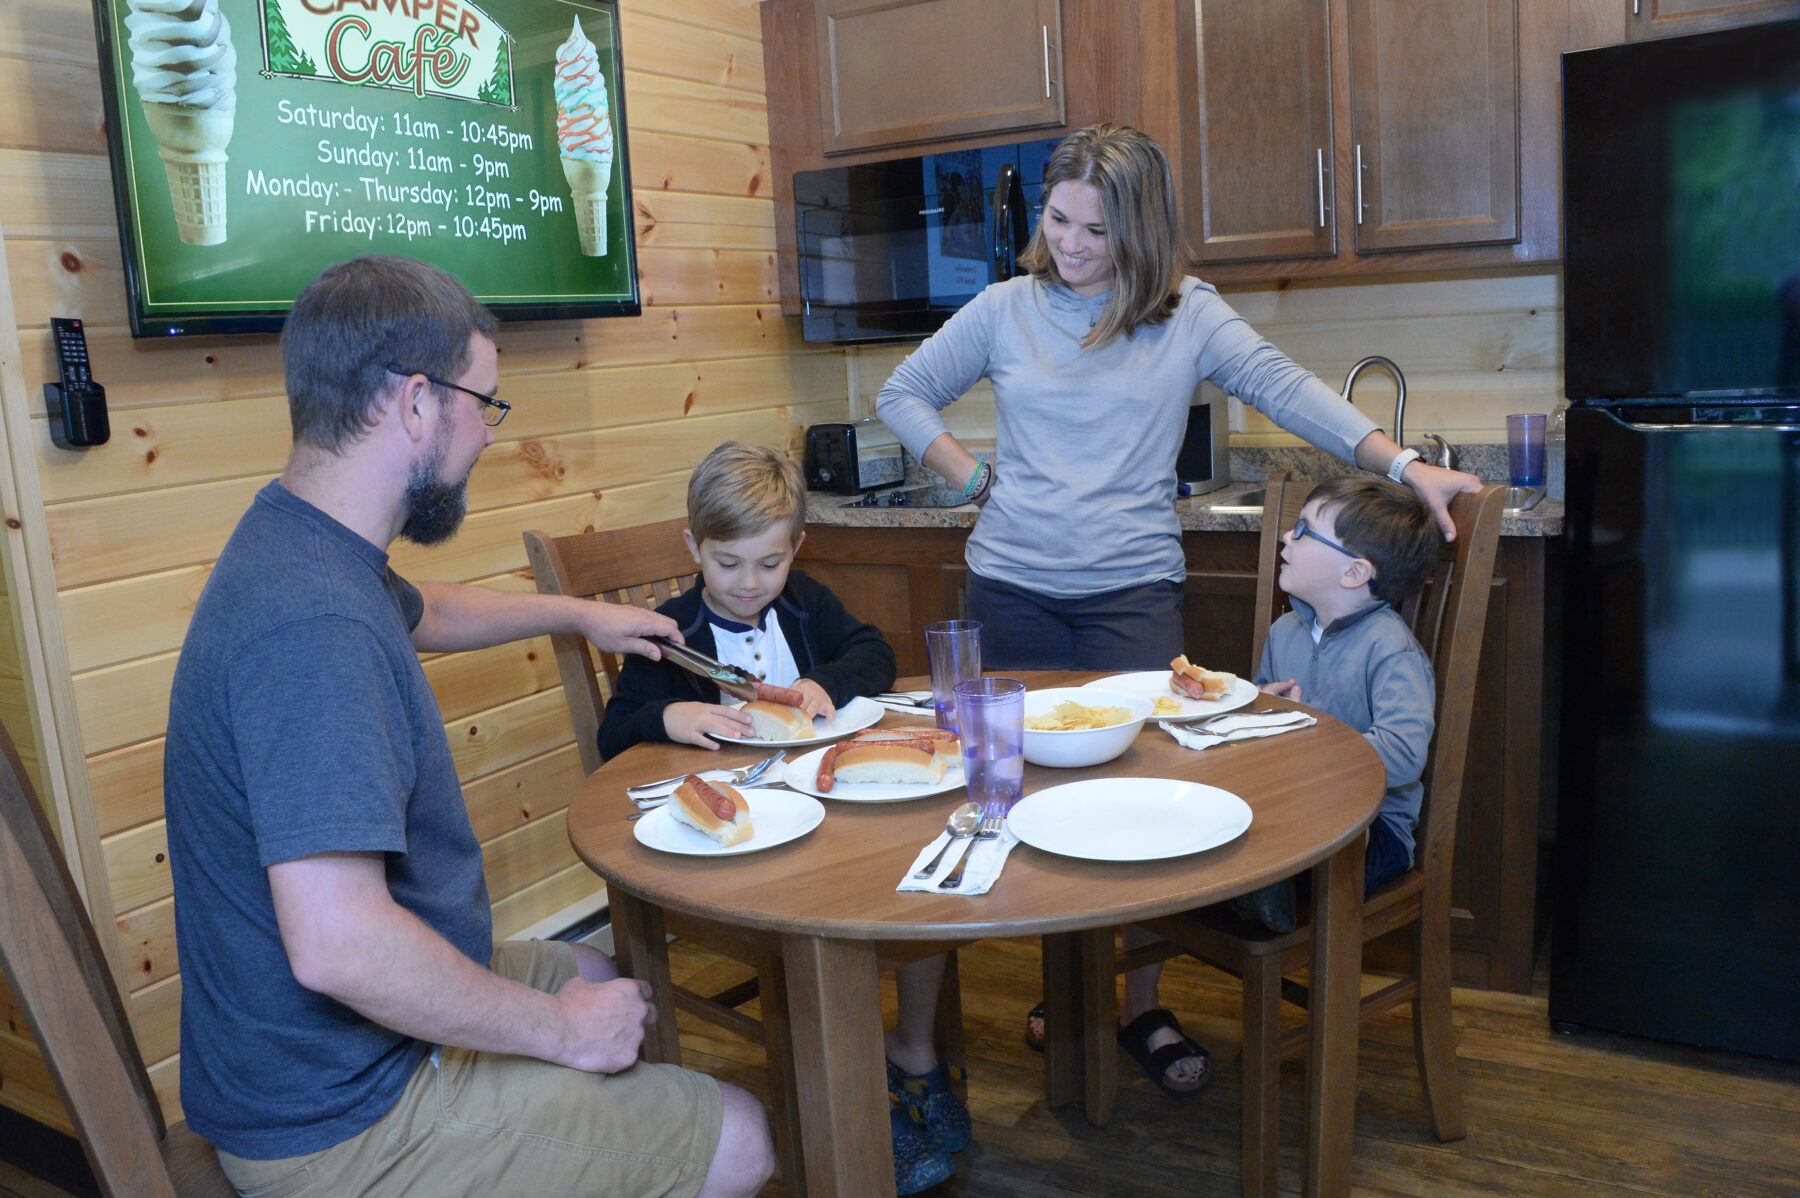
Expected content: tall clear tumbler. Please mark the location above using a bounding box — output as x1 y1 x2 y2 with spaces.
955 677 1026 813
925 620 982 733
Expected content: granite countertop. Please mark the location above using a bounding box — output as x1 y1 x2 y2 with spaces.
807 444 1564 537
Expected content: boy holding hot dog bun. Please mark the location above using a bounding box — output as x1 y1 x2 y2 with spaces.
599 442 968 1193
598 441 897 756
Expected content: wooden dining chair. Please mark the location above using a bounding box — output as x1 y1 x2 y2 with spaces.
0 720 234 1198
1085 481 1506 1198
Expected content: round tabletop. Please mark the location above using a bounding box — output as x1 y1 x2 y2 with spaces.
566 671 1386 942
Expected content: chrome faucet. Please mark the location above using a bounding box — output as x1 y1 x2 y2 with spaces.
1340 355 1408 447
1338 355 1457 472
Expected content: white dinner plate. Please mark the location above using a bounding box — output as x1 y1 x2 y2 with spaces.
1084 671 1258 722
714 695 884 747
633 788 825 856
1006 777 1252 862
784 743 966 803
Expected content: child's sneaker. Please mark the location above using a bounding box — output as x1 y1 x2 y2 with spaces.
1229 877 1298 934
889 1104 954 1194
887 1059 972 1153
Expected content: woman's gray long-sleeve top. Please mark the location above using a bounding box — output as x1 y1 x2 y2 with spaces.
876 274 1379 598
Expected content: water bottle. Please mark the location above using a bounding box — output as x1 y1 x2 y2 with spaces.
1546 403 1568 501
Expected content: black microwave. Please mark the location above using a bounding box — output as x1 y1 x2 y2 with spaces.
794 137 1063 344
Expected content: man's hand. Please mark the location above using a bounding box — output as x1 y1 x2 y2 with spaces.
1260 678 1303 702
791 678 835 721
664 701 756 748
550 975 655 1073
1400 461 1482 542
580 601 681 659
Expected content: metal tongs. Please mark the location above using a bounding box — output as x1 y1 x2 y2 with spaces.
651 637 760 702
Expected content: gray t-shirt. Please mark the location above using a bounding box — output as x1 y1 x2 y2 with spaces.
164 481 490 1159
1256 596 1435 863
876 274 1379 597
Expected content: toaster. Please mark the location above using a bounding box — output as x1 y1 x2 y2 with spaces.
804 422 861 493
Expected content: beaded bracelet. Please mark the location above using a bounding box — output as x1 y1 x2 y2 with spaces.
958 460 992 502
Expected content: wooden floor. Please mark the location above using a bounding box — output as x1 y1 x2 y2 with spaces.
669 937 1800 1197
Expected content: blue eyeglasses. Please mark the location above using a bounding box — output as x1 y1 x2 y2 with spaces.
385 363 511 427
1290 516 1359 558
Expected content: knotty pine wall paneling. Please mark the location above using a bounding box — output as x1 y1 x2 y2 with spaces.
0 0 849 1129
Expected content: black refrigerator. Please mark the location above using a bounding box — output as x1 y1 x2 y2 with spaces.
1552 404 1800 1059
1552 24 1800 1060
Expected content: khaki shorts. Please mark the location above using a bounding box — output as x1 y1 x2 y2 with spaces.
217 940 723 1198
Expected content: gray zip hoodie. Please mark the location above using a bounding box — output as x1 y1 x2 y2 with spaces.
1256 595 1435 864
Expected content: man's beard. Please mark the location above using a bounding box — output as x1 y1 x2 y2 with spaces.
399 437 469 546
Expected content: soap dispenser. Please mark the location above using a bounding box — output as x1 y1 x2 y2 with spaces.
1546 403 1568 501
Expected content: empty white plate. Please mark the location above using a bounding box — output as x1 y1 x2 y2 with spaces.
1006 777 1252 862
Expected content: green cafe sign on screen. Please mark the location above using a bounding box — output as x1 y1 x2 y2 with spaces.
99 0 636 332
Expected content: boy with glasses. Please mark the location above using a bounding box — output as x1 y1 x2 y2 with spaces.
1233 474 1442 932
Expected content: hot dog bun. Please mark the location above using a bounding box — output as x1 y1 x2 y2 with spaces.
831 742 946 786
1170 655 1237 700
855 727 961 768
741 699 813 741
671 776 754 847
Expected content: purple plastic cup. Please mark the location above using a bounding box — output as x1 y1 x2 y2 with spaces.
1508 413 1546 488
925 620 981 733
955 677 1026 813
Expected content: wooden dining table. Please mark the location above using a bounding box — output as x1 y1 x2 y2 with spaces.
566 670 1385 1197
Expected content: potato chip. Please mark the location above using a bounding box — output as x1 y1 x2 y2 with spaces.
1152 696 1182 716
1024 700 1132 731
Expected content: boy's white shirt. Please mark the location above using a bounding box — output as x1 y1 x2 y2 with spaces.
709 605 802 690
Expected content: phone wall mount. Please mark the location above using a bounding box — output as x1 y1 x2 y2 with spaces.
46 317 109 448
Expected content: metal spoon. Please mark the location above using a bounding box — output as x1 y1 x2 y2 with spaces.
912 802 982 879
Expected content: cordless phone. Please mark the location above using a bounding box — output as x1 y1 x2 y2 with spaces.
47 317 109 448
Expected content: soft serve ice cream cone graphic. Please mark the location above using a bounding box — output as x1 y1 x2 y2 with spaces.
553 16 616 257
125 0 237 246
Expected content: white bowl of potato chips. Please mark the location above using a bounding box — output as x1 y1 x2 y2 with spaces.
1021 688 1154 768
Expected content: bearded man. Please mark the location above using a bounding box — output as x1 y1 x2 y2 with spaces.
162 255 774 1198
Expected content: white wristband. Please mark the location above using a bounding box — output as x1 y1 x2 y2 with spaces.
1387 448 1421 484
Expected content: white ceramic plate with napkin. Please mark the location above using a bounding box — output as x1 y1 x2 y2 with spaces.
713 695 883 747
783 744 965 803
633 788 824 855
1085 671 1258 722
1006 778 1252 862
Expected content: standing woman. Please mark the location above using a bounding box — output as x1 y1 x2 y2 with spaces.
875 122 1480 1092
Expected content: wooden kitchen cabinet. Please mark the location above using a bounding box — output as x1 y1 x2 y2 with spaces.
1627 0 1800 39
811 0 1065 156
1347 0 1518 253
800 520 1546 992
1182 0 1529 273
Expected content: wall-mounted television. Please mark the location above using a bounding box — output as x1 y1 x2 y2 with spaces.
1563 21 1800 401
94 0 637 338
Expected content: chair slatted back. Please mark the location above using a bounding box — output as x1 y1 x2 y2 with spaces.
0 722 177 1197
523 519 698 774
1248 473 1314 673
1408 486 1505 883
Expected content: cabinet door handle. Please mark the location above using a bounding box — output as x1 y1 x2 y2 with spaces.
1042 26 1056 98
1632 0 1641 14
1316 148 1330 228
1355 143 1366 226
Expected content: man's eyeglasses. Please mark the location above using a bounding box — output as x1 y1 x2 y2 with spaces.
1290 516 1359 559
385 363 511 427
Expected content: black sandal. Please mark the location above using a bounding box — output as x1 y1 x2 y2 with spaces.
1116 1008 1209 1097
1024 1001 1046 1053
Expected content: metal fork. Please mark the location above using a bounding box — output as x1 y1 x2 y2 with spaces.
1191 706 1275 729
938 806 1004 890
628 750 786 805
876 692 935 708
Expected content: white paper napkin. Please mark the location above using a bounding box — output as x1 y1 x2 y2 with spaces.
1160 711 1316 751
896 826 1021 896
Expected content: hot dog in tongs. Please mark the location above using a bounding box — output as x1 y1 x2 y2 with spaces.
650 638 814 735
